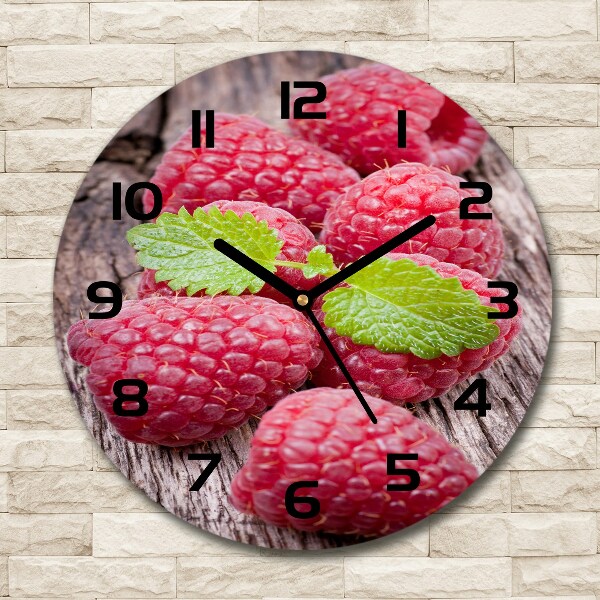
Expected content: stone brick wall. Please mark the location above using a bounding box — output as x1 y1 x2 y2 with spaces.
0 0 599 597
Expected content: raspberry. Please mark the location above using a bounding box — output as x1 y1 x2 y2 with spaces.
143 112 360 232
289 63 487 175
321 163 504 278
230 387 478 536
67 296 323 447
137 200 322 304
311 253 521 404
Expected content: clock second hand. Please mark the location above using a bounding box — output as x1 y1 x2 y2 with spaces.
304 308 377 424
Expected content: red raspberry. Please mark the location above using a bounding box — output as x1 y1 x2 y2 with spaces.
143 112 360 232
137 200 322 304
321 163 504 278
311 253 521 404
230 387 478 536
289 63 487 176
67 296 323 447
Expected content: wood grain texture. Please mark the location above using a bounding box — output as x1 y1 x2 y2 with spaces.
53 51 552 550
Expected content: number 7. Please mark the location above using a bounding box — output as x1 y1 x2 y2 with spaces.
188 453 221 491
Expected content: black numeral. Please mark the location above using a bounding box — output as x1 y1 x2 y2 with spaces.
284 481 320 519
386 453 420 491
488 281 519 319
113 182 162 221
188 453 221 491
398 109 407 148
281 81 326 119
191 109 214 149
87 281 122 319
454 379 490 416
459 182 493 219
113 379 148 417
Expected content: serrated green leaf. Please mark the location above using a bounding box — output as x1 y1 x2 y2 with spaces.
321 257 500 359
126 207 283 296
301 245 336 279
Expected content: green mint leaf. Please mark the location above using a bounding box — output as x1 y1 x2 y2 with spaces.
126 207 283 296
321 257 500 359
301 245 336 279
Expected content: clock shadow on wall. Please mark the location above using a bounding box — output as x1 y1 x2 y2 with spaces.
53 51 551 550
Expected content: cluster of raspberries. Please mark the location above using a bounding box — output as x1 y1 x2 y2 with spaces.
69 64 519 538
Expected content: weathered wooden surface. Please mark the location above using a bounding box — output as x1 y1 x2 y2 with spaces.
53 51 552 550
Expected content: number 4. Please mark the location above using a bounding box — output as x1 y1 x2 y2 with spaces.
454 379 491 417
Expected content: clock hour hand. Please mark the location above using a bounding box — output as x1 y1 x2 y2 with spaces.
214 238 299 302
308 214 436 299
304 308 377 424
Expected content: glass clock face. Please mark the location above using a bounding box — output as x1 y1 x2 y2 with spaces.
54 51 552 550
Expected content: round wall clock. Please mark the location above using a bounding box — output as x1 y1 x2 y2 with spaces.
54 51 552 549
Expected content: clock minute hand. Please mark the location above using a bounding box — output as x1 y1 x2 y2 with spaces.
307 214 436 299
213 239 299 301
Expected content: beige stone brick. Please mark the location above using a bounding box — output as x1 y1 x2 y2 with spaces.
0 88 90 130
91 2 258 44
93 513 259 557
0 430 92 471
6 303 54 346
93 444 118 471
8 45 175 87
519 169 598 212
345 41 513 83
554 299 600 340
0 173 82 215
7 216 64 258
9 470 162 513
430 0 597 41
178 556 343 598
0 132 5 171
513 555 600 595
0 216 5 258
344 557 511 598
0 513 91 555
491 427 596 470
7 215 64 258
259 0 428 41
175 41 345 82
431 512 596 557
0 305 6 346
437 83 597 126
9 556 176 598
0 259 54 302
0 48 6 87
541 213 600 254
92 86 168 128
0 391 5 428
526 385 600 427
0 346 64 388
512 469 600 512
0 4 89 45
515 127 600 168
484 126 513 160
516 42 600 83
541 342 595 384
0 558 6 597
6 129 115 172
7 389 83 429
439 470 510 513
0 473 6 512
430 514 510 557
335 520 429 556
